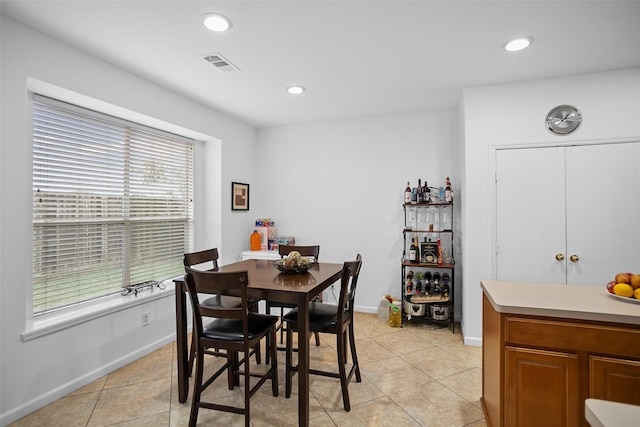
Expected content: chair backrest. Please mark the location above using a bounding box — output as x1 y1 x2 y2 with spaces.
336 254 363 323
184 248 220 271
279 245 320 263
184 266 250 340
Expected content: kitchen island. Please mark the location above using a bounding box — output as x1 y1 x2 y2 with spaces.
481 280 640 427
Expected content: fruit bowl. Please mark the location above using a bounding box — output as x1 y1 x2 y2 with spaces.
273 259 311 274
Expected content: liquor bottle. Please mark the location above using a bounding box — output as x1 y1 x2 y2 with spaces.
437 239 443 265
414 236 420 263
250 229 261 251
422 180 429 203
409 238 417 263
404 182 412 204
445 176 452 202
417 179 423 203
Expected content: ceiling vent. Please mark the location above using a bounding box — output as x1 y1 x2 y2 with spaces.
202 53 240 72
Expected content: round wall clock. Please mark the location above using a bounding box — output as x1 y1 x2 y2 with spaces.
546 105 582 135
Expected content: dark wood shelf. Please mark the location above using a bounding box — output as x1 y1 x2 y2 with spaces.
401 261 454 269
403 202 452 207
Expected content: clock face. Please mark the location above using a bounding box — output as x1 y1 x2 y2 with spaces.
546 105 581 135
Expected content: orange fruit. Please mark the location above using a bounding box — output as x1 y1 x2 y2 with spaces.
630 275 640 289
634 288 640 299
614 283 634 298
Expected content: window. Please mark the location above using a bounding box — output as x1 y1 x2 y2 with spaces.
32 95 194 315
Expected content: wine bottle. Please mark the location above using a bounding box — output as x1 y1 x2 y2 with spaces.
409 238 417 263
417 179 423 203
422 180 429 203
445 176 452 202
414 236 420 264
404 182 412 204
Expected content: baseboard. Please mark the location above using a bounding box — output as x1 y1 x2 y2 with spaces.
0 333 176 426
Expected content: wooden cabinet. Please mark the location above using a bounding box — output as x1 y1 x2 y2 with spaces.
482 293 640 427
505 347 580 427
590 356 640 406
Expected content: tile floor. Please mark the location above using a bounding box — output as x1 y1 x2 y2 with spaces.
9 313 486 426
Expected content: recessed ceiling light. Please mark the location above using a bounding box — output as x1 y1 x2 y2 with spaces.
202 13 232 32
503 36 534 52
287 86 306 95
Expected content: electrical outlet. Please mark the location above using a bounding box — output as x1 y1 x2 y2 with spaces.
141 312 150 327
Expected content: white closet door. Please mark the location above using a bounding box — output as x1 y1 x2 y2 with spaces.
496 147 568 283
565 142 640 286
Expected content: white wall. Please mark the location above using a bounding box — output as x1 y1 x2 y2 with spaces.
461 67 640 346
255 111 460 313
0 17 258 424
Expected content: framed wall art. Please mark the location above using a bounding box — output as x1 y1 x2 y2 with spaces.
231 182 250 211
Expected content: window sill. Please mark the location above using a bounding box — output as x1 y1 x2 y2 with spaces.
21 278 178 342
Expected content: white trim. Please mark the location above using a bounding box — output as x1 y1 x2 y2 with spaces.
21 279 177 341
1 333 176 425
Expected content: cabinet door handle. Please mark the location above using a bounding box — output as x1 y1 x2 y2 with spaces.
570 254 579 262
555 253 565 261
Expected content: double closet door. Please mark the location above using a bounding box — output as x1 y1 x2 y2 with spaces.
495 142 640 286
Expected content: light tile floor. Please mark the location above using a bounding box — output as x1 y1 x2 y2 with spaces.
10 313 486 426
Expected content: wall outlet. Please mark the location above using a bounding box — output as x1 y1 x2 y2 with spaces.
141 311 150 327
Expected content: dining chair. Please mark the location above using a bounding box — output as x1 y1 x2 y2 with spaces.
184 266 279 427
265 245 322 346
184 248 261 376
283 254 363 411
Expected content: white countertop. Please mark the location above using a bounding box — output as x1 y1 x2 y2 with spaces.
239 250 281 261
585 398 640 427
481 280 640 326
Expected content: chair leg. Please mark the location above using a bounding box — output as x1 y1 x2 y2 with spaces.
249 304 261 365
279 307 285 344
244 348 251 427
348 321 361 382
189 344 204 427
314 331 321 346
285 326 293 398
270 327 279 397
188 331 197 376
265 333 271 365
336 331 351 411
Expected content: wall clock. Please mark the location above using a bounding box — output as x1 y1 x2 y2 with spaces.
546 105 582 135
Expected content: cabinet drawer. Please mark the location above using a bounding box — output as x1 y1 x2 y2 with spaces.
505 317 640 359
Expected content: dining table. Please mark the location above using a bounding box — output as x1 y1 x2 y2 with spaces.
173 258 344 427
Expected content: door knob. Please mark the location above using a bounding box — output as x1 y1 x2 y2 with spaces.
555 254 565 261
570 255 579 262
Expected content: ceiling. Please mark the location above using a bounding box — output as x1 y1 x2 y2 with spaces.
3 1 640 129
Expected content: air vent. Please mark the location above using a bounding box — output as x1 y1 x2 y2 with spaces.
202 53 240 72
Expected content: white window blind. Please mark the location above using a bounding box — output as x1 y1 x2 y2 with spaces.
32 94 194 315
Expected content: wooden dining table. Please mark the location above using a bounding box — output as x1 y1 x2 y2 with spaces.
173 258 344 427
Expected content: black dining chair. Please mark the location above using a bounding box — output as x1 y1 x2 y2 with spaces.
184 266 279 427
283 254 363 411
184 248 262 376
265 245 322 347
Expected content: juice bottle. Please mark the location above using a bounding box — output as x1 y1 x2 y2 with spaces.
250 229 261 251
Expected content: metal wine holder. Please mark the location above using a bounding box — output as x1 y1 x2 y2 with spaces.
121 280 166 296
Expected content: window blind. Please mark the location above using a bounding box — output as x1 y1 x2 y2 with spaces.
32 94 194 315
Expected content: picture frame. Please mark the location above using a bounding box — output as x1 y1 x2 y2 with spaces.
231 182 250 211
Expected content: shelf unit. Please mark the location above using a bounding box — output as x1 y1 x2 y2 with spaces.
401 201 455 332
